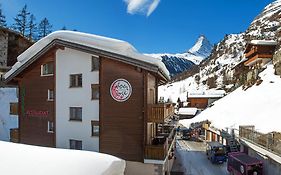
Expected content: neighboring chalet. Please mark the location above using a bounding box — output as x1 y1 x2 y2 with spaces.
187 91 225 109
231 58 249 87
0 27 32 81
0 27 32 142
4 31 176 175
244 40 277 85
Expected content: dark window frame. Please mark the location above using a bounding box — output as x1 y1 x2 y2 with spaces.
10 102 18 115
70 74 82 88
69 139 82 150
91 120 99 137
91 84 99 100
91 56 100 71
69 107 82 121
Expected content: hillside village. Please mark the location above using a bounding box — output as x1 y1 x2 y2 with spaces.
0 0 281 175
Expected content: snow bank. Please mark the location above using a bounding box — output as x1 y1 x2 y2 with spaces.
180 65 281 133
5 30 169 80
0 141 125 175
0 88 18 141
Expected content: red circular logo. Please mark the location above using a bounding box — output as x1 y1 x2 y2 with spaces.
110 79 132 102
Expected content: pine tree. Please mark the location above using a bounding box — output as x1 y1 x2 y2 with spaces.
13 4 30 36
0 4 7 27
37 18 52 39
61 26 67 30
27 14 36 40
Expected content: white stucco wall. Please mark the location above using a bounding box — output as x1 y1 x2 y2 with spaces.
56 48 99 152
0 88 18 141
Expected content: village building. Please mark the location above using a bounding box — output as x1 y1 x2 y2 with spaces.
0 27 32 82
4 31 176 175
0 27 32 142
244 40 277 85
187 91 225 109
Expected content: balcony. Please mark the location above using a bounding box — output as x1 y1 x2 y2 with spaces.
145 126 176 160
147 103 174 123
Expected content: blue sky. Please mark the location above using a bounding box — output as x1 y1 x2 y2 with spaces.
1 0 275 53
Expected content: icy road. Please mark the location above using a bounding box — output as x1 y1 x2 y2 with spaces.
176 140 228 175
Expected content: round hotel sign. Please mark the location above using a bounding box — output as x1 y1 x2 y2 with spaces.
110 79 132 102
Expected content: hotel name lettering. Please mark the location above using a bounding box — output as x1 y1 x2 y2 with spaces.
26 110 49 117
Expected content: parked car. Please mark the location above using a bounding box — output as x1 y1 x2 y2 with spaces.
227 152 263 175
181 128 192 140
206 141 227 164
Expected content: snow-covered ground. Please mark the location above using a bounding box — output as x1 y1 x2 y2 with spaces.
0 88 18 141
0 141 125 175
180 64 281 133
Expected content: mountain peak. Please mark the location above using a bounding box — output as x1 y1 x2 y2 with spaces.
188 35 213 58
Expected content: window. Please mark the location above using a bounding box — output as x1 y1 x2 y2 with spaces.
47 121 54 133
91 56 99 71
69 139 82 150
70 74 82 87
91 84 99 100
91 121 99 136
47 89 54 101
10 103 18 115
41 62 54 76
69 107 82 121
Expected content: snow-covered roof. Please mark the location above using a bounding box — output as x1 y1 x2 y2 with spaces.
5 30 169 81
180 65 281 133
188 90 225 98
178 107 197 116
250 40 277 46
241 138 281 164
0 141 125 175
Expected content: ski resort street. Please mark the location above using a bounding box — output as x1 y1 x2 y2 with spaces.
176 139 228 175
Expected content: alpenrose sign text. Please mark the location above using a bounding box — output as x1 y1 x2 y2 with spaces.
110 78 132 102
26 110 49 117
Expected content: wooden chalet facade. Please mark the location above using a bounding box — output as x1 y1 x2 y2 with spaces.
187 92 225 110
5 31 176 175
244 40 277 85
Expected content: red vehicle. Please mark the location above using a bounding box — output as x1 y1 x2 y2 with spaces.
227 152 263 175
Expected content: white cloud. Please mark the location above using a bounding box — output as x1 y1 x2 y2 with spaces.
124 0 161 17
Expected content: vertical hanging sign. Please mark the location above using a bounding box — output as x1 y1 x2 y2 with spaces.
110 79 132 102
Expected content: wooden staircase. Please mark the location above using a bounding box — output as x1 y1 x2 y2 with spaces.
222 129 239 152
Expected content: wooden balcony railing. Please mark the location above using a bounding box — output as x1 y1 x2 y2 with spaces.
147 103 174 123
145 127 176 160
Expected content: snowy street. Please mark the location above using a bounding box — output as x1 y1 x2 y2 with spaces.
176 139 228 175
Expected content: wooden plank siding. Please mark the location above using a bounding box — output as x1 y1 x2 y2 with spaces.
17 49 56 147
100 57 144 162
189 98 208 109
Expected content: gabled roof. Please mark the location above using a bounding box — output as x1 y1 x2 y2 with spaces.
245 40 277 53
4 30 170 82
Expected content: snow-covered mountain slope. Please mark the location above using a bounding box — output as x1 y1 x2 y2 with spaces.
159 0 281 102
180 65 281 134
0 88 18 141
148 35 213 76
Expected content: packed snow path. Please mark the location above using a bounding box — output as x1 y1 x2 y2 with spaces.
177 140 228 175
